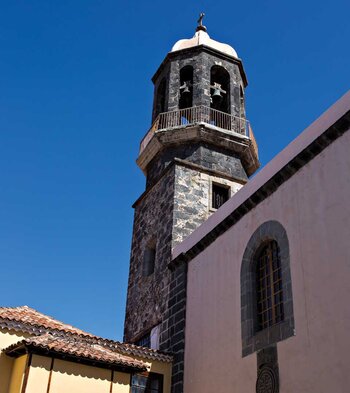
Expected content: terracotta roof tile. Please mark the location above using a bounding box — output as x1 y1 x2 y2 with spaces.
0 306 172 363
0 306 93 336
5 334 147 371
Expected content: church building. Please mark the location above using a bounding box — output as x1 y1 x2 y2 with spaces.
124 16 350 393
0 16 349 393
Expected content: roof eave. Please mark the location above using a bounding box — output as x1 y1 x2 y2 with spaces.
5 341 147 373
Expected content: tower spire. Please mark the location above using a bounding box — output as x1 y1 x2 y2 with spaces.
196 12 207 32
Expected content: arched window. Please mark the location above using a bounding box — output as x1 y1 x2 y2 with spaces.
240 221 294 357
154 78 166 118
256 240 284 331
210 65 230 114
239 86 245 118
179 65 193 110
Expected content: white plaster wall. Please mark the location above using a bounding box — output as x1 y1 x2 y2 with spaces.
184 128 350 393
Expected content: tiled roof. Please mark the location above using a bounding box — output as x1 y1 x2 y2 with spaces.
0 306 94 336
5 333 147 371
0 306 172 363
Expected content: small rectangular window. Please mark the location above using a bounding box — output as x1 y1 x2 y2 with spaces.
135 333 151 348
131 372 163 393
212 183 230 209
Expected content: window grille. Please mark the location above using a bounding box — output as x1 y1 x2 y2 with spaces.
256 240 284 330
212 184 230 209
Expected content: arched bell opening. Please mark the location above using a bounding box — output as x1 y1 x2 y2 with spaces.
238 86 247 134
239 86 245 119
210 65 230 114
179 65 193 111
179 66 194 126
154 78 167 119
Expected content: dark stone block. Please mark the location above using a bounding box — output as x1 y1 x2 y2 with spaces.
254 330 270 351
268 325 281 344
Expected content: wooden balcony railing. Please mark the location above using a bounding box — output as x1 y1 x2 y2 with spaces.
140 105 251 154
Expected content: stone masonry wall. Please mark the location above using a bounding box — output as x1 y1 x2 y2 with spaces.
172 164 243 247
146 142 248 188
157 162 244 393
124 166 175 342
124 159 244 343
166 49 244 117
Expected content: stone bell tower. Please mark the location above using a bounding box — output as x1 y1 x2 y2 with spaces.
124 15 259 391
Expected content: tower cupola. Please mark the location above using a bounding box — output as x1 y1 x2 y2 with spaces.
171 24 238 58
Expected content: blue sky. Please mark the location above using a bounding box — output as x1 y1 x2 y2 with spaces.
0 0 349 341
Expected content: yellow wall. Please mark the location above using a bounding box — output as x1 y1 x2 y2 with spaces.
8 355 27 393
23 355 133 393
25 355 51 393
0 328 172 393
0 329 29 393
112 371 131 393
24 356 171 393
48 359 111 393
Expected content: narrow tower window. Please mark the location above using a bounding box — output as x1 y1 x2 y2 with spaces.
256 240 284 330
212 183 230 209
179 65 193 110
142 240 156 277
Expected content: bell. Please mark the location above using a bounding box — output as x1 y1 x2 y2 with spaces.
182 85 191 95
212 88 223 99
210 82 226 102
180 82 191 95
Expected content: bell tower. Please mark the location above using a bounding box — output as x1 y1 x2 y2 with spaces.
124 15 259 391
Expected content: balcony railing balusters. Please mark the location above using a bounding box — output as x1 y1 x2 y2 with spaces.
140 105 251 154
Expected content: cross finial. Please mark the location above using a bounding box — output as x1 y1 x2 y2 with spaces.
198 13 205 26
196 12 207 32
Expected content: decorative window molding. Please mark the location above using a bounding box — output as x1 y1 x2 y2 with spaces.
241 220 295 357
256 345 279 393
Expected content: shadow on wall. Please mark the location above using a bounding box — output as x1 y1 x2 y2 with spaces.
0 353 14 393
51 358 112 380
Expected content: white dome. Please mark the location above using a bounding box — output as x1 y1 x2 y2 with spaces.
171 29 238 58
